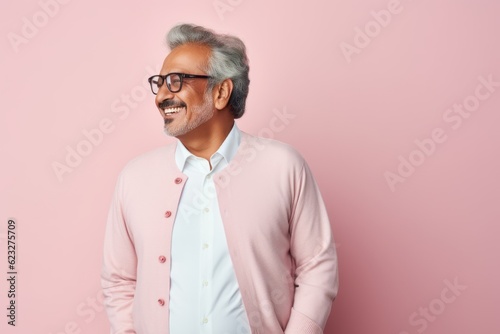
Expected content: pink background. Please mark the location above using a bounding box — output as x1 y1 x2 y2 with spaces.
1 0 499 333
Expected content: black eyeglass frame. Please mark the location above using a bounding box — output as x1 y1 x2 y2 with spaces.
147 73 212 94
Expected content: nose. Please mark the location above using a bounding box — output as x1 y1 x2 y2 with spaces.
155 82 175 106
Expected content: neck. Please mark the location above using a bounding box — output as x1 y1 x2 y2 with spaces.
177 110 234 161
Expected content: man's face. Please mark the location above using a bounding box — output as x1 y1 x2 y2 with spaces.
155 43 214 137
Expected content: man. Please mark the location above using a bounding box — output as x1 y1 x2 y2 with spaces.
101 24 338 334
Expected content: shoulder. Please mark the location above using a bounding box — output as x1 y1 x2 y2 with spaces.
120 142 177 177
238 131 306 169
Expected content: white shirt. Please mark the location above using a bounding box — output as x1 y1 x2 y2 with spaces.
169 123 251 334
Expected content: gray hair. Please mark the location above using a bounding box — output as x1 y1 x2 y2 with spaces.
166 24 250 119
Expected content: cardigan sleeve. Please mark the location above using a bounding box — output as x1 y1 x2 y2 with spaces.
101 172 138 334
285 161 339 334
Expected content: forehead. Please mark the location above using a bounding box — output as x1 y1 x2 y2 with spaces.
161 43 211 74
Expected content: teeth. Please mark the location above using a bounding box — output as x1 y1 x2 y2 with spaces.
164 107 184 115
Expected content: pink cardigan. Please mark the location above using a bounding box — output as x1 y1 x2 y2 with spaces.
101 131 339 334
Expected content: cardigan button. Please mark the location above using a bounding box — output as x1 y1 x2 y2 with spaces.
158 298 165 306
164 210 172 218
158 256 166 263
174 177 183 184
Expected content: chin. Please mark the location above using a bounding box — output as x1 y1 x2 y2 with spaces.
163 125 190 138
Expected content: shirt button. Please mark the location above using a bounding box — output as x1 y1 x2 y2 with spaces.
174 177 183 184
204 207 210 213
158 256 166 263
202 243 209 249
202 317 208 324
203 280 208 287
157 299 165 306
164 211 172 218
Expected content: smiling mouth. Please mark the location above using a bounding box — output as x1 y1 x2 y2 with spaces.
163 106 185 116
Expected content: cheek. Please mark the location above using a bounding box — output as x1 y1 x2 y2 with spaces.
179 89 207 111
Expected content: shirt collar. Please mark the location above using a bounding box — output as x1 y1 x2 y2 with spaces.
175 122 241 172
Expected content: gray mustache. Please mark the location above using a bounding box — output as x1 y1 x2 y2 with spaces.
159 100 186 109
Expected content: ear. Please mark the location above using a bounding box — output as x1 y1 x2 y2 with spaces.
212 79 233 111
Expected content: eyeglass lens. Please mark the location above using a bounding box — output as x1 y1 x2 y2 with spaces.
151 74 182 94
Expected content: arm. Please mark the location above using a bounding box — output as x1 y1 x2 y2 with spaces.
101 172 138 334
285 162 339 334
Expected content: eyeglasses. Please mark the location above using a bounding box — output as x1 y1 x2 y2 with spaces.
148 73 212 95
